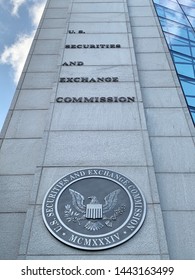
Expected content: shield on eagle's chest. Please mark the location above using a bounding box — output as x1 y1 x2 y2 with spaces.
86 204 103 219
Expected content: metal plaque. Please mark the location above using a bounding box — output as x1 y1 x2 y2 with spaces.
42 168 147 250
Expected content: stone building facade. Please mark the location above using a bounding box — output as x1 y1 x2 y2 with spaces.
0 0 194 259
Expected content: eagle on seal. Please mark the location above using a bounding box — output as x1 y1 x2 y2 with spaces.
68 188 120 231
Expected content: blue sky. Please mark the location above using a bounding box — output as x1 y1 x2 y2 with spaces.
0 0 46 131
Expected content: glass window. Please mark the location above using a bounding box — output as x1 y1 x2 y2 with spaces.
165 33 195 57
156 4 190 26
181 5 195 17
187 16 195 28
159 17 195 41
187 97 195 108
153 0 195 125
154 0 182 12
180 76 195 96
179 76 195 121
178 0 195 8
171 51 195 79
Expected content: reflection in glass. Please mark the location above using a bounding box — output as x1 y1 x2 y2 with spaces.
181 5 195 17
159 18 194 40
178 0 195 7
153 0 195 125
165 33 195 57
154 0 182 12
156 4 190 26
171 51 195 79
187 16 195 28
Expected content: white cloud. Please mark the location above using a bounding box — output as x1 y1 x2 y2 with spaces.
0 32 35 83
29 0 46 27
10 0 27 16
0 0 46 84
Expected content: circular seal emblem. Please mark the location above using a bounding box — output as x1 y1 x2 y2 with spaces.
42 169 146 250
